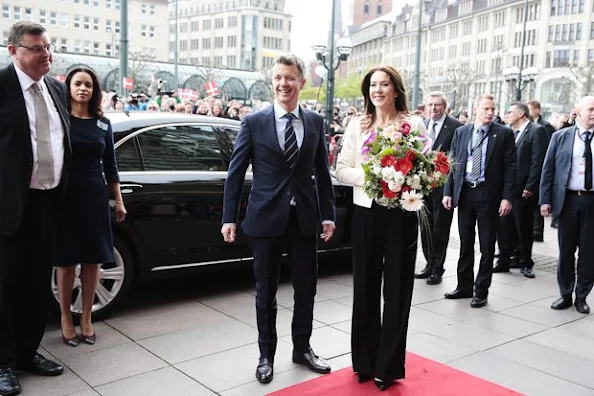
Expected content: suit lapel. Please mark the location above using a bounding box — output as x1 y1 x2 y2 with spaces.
433 120 448 150
5 65 30 137
266 106 286 162
516 122 530 147
459 125 472 164
485 125 497 169
560 126 578 186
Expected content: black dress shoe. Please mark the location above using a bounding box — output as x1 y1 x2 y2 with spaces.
0 368 21 396
427 273 443 285
292 348 331 374
494 251 501 258
550 297 572 310
15 353 63 377
374 379 393 391
521 268 535 278
493 263 510 273
470 296 488 308
255 358 273 384
414 266 430 279
551 219 558 229
575 300 590 314
356 373 373 383
444 289 473 299
533 234 544 242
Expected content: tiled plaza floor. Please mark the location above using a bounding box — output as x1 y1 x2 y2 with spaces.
18 217 594 395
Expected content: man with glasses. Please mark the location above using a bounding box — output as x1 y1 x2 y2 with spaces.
540 96 594 315
494 103 548 278
0 21 70 395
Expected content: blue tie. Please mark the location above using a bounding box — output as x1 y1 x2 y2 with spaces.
284 113 298 170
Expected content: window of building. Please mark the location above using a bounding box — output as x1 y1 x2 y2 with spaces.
203 20 211 30
462 20 472 35
190 39 199 50
461 41 471 56
106 19 112 32
191 21 199 31
588 49 594 61
149 4 155 15
106 43 112 57
141 25 147 37
93 42 100 55
227 36 236 47
477 38 487 53
202 38 210 49
106 0 111 8
93 17 99 31
215 37 224 48
60 38 67 52
141 4 147 14
49 11 57 26
573 49 580 63
180 22 187 33
73 15 81 29
12 6 20 21
180 40 187 51
115 0 120 10
478 16 488 32
551 0 585 15
202 57 210 66
215 18 224 29
149 26 155 37
591 22 594 39
227 55 236 68
93 0 99 6
363 0 369 14
377 0 382 15
24 7 32 20
74 39 81 53
115 21 120 33
449 24 458 39
553 49 570 67
83 16 90 30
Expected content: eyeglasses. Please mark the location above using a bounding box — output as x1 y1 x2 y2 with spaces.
14 43 53 54
347 112 355 116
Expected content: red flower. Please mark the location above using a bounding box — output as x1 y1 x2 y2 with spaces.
395 157 413 175
401 185 412 193
434 152 450 174
399 122 411 136
381 180 397 199
405 150 417 162
380 155 398 168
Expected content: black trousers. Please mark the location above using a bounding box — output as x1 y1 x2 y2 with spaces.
250 208 318 361
421 186 454 275
351 203 418 381
533 208 545 238
557 193 594 300
499 196 537 268
456 186 499 298
0 189 61 368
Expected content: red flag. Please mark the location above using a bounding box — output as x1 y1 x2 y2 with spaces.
204 81 220 97
123 77 134 90
54 75 66 82
177 88 199 101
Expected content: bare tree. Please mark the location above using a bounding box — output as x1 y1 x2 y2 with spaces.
128 50 156 92
443 67 477 111
198 62 224 98
569 61 594 96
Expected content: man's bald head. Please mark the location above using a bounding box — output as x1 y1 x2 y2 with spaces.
576 96 594 130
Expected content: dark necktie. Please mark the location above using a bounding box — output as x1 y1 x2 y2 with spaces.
471 127 485 181
514 129 520 140
283 113 298 170
584 131 592 191
430 122 437 141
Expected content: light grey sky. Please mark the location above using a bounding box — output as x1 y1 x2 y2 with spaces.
285 0 408 60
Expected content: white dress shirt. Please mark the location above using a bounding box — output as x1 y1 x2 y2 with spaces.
567 124 594 191
274 101 303 150
514 120 530 144
428 114 446 141
335 115 427 208
14 64 65 190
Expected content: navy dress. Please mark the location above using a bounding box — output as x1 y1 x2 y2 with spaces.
55 116 120 266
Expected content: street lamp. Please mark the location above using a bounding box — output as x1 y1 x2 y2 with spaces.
502 66 539 102
312 33 352 136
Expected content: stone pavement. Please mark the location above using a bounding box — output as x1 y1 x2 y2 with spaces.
19 217 594 396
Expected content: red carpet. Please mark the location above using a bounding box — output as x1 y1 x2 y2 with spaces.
267 353 522 396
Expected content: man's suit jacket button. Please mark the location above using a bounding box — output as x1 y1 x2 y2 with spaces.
286 192 291 196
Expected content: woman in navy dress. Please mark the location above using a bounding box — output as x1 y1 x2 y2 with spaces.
55 68 126 346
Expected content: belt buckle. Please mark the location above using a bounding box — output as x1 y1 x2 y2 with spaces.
469 181 478 188
578 190 583 196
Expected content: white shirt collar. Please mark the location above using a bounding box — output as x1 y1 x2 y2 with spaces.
518 120 530 134
13 63 43 93
430 114 446 125
274 101 300 121
576 122 593 135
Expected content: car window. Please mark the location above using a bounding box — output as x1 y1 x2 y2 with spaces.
223 127 239 144
136 125 224 171
115 137 142 171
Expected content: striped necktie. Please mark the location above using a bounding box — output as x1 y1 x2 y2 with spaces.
471 127 485 181
283 113 298 170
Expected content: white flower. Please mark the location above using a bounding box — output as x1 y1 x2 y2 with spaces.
407 175 422 190
381 166 396 181
373 165 383 177
394 171 405 185
400 190 425 212
433 171 442 180
388 180 402 192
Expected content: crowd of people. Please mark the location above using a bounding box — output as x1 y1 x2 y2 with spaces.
2 18 594 396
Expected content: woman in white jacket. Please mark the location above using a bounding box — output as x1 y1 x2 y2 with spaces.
335 65 425 391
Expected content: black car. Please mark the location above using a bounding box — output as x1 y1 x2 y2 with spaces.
51 112 353 320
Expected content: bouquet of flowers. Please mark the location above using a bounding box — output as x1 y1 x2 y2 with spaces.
361 120 452 212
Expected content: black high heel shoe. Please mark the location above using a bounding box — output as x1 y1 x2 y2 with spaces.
356 373 372 383
374 378 393 391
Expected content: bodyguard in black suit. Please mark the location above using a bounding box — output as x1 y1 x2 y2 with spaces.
222 54 335 383
443 94 516 308
415 92 462 285
0 22 71 394
527 100 554 240
495 103 548 278
540 96 594 315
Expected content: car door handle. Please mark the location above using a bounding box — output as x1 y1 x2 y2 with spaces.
120 184 143 194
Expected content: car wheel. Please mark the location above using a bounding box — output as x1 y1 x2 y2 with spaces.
50 236 134 322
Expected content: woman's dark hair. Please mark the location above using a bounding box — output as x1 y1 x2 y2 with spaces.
65 67 104 118
360 66 409 131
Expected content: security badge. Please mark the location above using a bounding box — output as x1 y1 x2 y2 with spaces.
96 119 109 131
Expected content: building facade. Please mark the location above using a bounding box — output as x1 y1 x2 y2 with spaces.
352 0 392 27
346 13 392 77
347 0 593 115
169 0 292 71
0 0 169 61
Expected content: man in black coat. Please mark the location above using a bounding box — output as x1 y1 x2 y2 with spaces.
0 21 71 395
415 92 463 285
442 94 516 308
527 100 554 239
494 103 548 278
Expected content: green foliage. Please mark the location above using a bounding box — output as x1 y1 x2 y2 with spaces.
300 81 326 102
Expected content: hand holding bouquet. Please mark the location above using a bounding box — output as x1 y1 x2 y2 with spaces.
361 120 452 211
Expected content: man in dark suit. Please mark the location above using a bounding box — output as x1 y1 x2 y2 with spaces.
540 95 594 315
494 103 548 278
221 54 336 384
442 93 516 308
527 100 554 240
415 92 463 285
0 21 71 395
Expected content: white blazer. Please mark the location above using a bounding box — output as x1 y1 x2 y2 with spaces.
335 115 426 208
